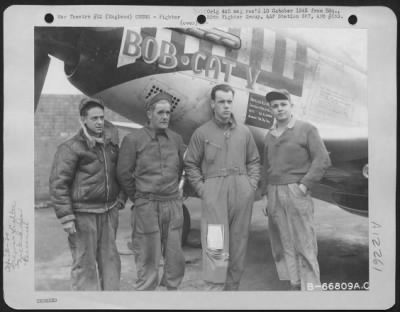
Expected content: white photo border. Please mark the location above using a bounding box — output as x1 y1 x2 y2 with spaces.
3 5 397 309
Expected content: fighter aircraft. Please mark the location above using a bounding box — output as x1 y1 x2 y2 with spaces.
35 27 368 244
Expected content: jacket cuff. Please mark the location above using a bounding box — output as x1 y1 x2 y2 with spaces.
59 214 76 224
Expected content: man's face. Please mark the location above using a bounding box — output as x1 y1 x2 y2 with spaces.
147 100 171 130
211 90 234 122
83 107 104 135
269 99 293 123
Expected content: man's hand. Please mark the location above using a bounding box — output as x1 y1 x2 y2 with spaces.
63 220 77 234
117 201 125 210
261 195 269 216
298 183 307 195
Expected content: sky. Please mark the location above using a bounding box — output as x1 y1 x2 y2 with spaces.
42 56 82 94
41 28 367 95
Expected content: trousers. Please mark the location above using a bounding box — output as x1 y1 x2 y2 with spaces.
68 207 121 290
133 198 185 290
267 184 320 290
201 175 255 290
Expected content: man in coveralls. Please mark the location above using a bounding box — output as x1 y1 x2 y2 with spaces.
117 92 186 290
49 98 126 290
261 89 331 290
184 84 260 291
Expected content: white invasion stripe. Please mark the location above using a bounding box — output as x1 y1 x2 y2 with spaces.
117 27 142 68
184 35 200 54
237 28 252 65
215 26 229 32
307 47 320 64
212 45 226 57
261 29 276 72
117 55 135 68
306 47 320 76
155 28 172 58
283 38 297 79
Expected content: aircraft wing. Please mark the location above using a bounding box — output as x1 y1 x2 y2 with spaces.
313 124 368 217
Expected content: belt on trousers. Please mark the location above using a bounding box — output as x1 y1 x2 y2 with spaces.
135 192 180 201
204 167 247 179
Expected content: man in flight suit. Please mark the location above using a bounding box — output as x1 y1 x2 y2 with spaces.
117 92 186 290
261 89 331 290
184 84 260 291
49 98 126 290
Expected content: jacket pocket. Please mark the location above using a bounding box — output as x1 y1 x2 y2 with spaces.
81 182 104 202
204 140 221 163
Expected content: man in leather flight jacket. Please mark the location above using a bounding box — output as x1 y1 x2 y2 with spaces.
49 98 126 290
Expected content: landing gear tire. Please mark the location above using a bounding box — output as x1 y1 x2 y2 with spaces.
182 204 191 246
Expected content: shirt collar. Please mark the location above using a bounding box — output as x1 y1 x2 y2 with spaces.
144 125 170 139
270 116 296 136
212 113 237 130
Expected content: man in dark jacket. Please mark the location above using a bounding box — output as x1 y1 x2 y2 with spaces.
117 92 186 291
49 98 126 290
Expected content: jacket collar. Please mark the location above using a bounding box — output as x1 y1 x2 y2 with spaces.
143 125 171 140
270 116 296 137
212 113 237 130
78 119 118 148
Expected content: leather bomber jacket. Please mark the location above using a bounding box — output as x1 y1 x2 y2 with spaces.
49 121 125 224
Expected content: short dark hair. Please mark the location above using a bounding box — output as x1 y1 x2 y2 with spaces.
211 84 235 100
80 101 104 117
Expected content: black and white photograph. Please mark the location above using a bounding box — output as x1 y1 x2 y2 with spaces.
3 5 397 310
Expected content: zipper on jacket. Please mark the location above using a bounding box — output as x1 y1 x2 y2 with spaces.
224 130 230 165
102 145 110 205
